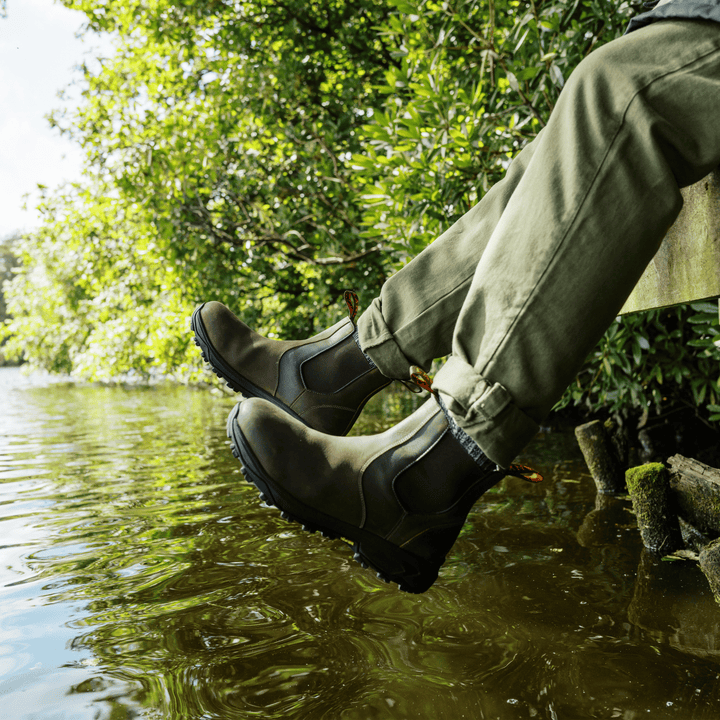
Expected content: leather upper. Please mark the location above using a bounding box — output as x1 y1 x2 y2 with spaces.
234 397 501 563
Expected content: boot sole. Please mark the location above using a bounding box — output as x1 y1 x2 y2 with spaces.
226 402 440 594
191 304 307 426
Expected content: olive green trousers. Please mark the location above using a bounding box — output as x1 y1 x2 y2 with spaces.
357 19 720 467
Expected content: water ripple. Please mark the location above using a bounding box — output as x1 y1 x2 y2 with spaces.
2 369 720 719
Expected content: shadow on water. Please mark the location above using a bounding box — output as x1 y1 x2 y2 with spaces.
1 367 720 719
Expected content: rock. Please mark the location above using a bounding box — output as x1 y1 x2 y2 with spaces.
626 463 683 554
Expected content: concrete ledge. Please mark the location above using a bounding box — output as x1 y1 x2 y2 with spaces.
620 169 720 315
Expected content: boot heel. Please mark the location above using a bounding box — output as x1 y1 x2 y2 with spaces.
352 534 440 594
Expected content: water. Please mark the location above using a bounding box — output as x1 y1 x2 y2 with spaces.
1 366 720 719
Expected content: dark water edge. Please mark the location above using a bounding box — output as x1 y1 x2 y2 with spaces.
1 366 720 720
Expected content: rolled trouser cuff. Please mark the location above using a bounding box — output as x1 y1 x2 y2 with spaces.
356 297 417 380
433 356 539 467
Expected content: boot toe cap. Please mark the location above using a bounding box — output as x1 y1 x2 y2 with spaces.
199 301 249 347
233 398 314 473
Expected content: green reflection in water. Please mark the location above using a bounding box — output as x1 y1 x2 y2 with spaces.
2 368 720 720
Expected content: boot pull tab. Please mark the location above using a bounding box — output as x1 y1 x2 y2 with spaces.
408 366 436 395
343 290 359 324
505 464 544 483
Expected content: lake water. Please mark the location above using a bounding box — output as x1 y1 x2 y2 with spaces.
1 366 720 719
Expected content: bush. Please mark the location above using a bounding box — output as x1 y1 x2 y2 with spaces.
559 302 720 426
6 0 719 429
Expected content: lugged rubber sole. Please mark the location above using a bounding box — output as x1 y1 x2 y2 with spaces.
225 402 440 594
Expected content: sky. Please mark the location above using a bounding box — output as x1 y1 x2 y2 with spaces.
0 0 110 239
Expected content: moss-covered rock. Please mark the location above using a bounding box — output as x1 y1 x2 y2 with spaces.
626 463 683 554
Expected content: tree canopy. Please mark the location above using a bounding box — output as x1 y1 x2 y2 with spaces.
3 0 720 425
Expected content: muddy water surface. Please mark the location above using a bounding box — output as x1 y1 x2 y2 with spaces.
1 367 719 719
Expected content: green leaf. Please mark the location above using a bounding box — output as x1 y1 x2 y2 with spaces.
687 312 717 324
548 64 564 87
688 339 712 348
690 301 719 314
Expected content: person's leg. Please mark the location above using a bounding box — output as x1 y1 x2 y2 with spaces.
228 19 720 593
192 136 537 435
228 394 507 593
356 139 539 376
360 19 720 466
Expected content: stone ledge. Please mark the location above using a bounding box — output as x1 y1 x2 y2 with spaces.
620 169 720 315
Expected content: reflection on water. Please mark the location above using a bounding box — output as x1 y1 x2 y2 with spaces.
1 366 720 719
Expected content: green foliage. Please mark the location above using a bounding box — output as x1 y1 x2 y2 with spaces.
0 233 21 365
2 183 200 380
0 233 19 323
56 0 398 339
353 0 638 261
558 302 720 425
5 0 719 427
6 0 401 381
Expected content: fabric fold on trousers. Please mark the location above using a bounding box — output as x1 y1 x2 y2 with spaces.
356 296 418 380
432 357 539 468
359 19 720 468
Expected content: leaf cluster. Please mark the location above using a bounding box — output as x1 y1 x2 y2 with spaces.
59 0 400 335
352 0 639 263
2 182 200 380
6 0 719 429
0 233 21 365
559 302 720 427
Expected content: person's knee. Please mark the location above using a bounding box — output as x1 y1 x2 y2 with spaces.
567 26 720 180
560 38 637 114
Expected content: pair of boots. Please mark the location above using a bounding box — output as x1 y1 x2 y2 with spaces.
192 298 538 593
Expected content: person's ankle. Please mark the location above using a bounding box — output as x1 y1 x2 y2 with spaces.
436 394 498 472
352 327 378 370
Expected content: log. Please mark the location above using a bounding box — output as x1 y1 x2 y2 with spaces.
667 454 720 538
626 463 684 554
699 539 720 605
575 419 626 494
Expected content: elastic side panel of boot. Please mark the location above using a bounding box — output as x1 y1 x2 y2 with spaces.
301 336 372 395
394 432 485 515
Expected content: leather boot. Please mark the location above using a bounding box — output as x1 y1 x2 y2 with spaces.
226 395 536 593
192 301 391 436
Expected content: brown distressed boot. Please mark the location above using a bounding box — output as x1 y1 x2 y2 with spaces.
226 395 541 593
191 297 391 436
